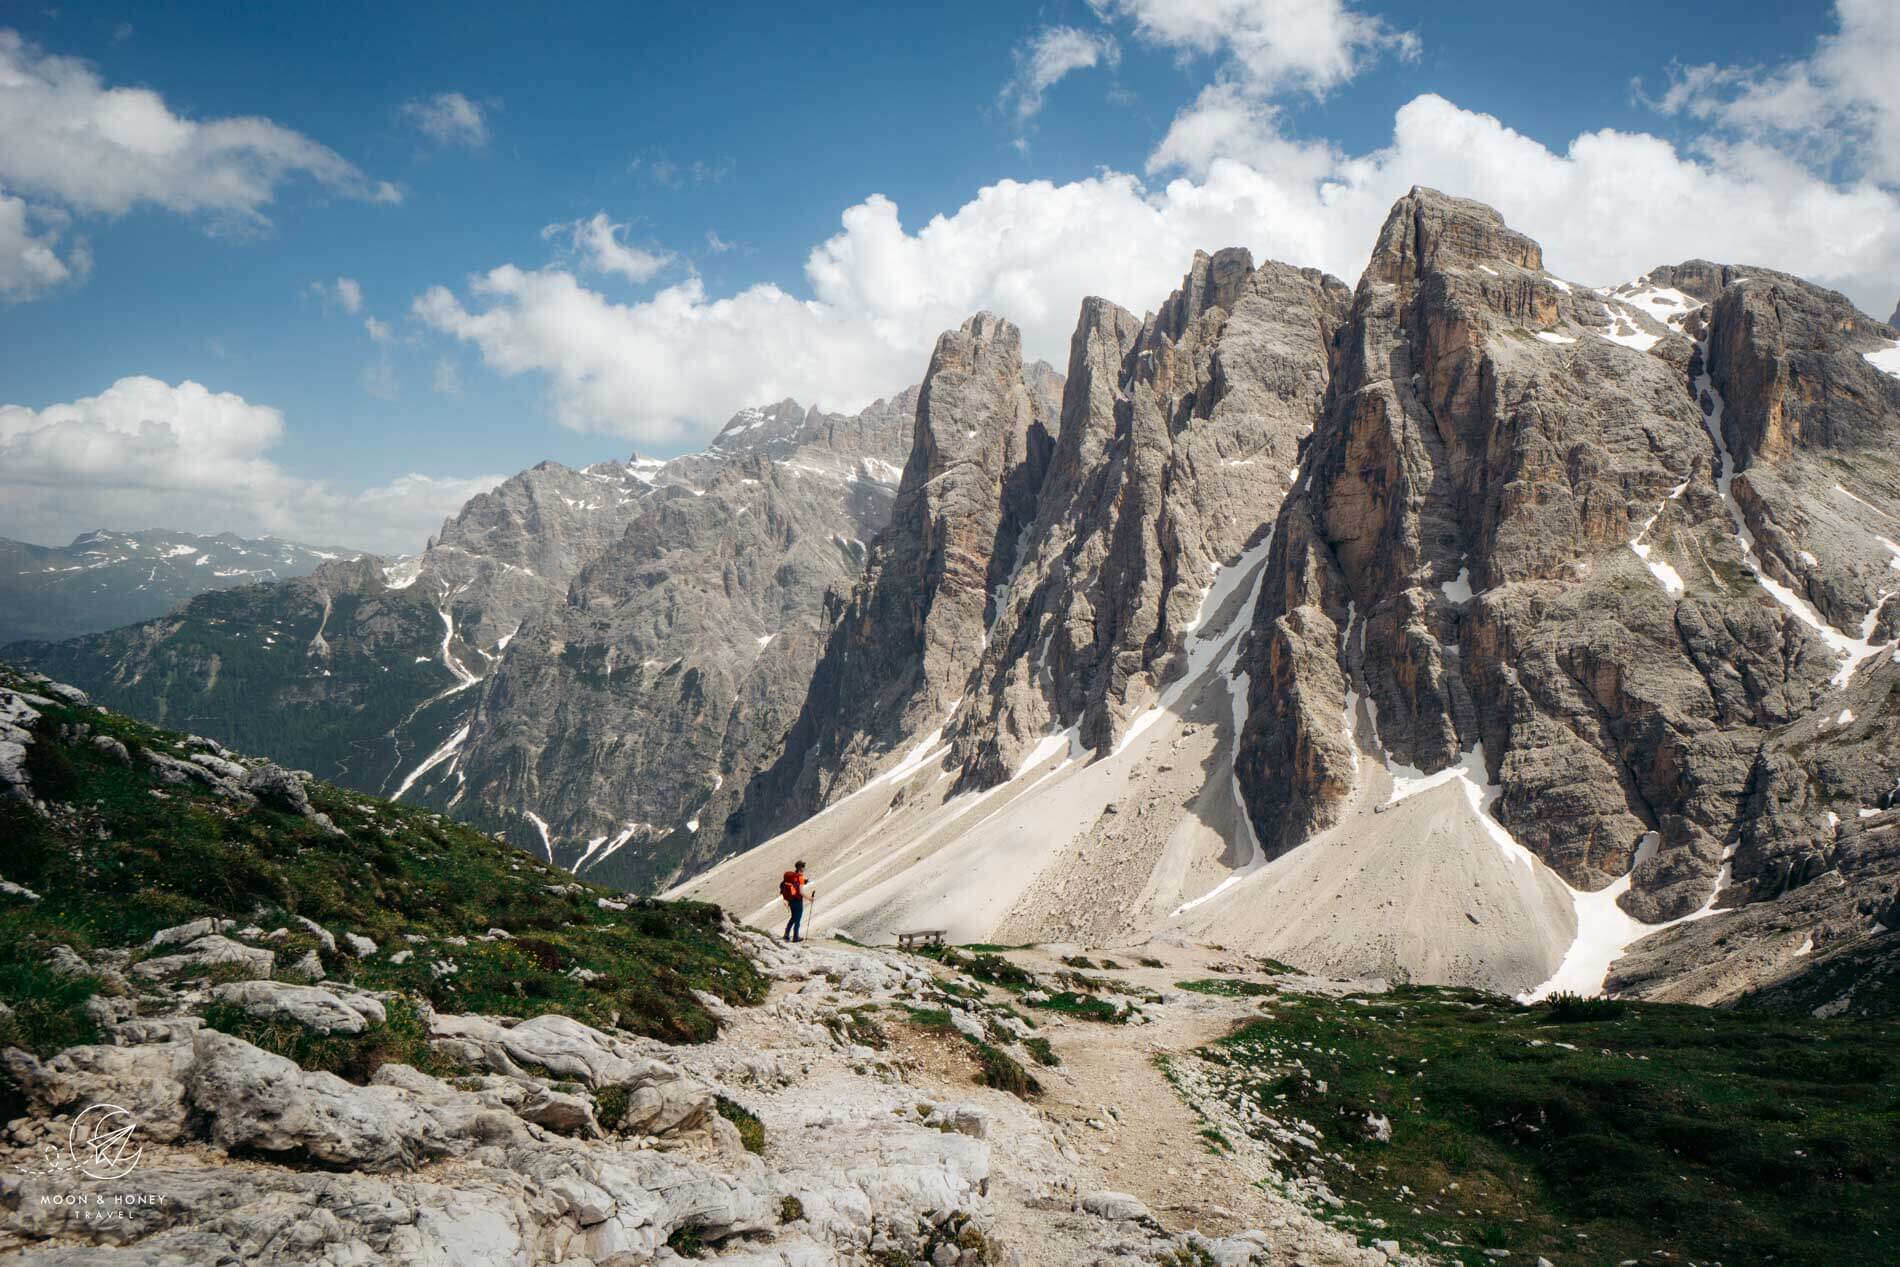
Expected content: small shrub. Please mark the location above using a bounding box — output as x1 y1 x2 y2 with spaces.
1023 1036 1060 1066
0 924 100 1057
826 1005 890 1049
1031 990 1132 1023
938 949 1035 991
716 1095 766 1153
594 1084 630 1131
23 727 79 801
970 1039 1041 1098
779 1195 805 1224
1543 992 1626 1022
1175 978 1274 998
199 995 436 1083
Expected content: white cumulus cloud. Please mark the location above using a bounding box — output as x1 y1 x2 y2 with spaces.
414 89 1900 451
545 211 672 284
1002 26 1120 124
1641 0 1900 185
0 30 398 220
0 186 87 301
0 377 498 554
1093 0 1417 99
401 91 490 149
0 29 395 299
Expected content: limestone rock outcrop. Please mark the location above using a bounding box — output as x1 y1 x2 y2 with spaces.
1227 188 1899 996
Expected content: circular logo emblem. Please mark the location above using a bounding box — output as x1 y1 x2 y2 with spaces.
69 1103 142 1181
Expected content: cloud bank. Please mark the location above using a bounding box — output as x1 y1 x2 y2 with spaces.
0 377 499 555
416 92 1900 446
0 29 395 300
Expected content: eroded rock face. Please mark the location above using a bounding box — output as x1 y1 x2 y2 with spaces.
730 257 1345 843
131 935 274 982
1228 187 1900 996
2 1041 197 1143
440 397 918 890
427 1012 712 1134
950 253 1349 781
729 314 1062 844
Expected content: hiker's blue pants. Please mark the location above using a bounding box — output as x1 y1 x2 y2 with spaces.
783 899 804 941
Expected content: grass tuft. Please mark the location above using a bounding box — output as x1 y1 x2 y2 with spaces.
715 1095 766 1153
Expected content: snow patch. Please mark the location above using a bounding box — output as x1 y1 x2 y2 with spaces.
1170 544 1275 916
578 823 645 870
1627 481 1689 596
523 810 554 861
1862 340 1900 378
1013 727 1082 779
393 725 470 801
1117 532 1274 757
436 606 480 691
383 557 423 590
1698 349 1890 686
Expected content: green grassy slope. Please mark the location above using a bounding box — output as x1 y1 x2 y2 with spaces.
0 664 764 1066
1187 985 1898 1267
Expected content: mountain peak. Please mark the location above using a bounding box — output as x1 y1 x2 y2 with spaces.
1367 187 1543 286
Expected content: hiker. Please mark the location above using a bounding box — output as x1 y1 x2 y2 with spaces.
780 861 813 942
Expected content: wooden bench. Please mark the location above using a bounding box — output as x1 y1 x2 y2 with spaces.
896 929 947 949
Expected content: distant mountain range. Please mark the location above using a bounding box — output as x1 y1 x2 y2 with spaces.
0 529 360 645
2 394 954 893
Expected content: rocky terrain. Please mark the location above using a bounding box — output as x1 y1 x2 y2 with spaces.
8 187 1900 1010
437 393 934 893
2 666 1891 1265
687 189 1900 1010
0 530 355 645
0 665 1395 1266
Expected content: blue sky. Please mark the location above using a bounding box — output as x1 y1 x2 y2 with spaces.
1 1 1896 553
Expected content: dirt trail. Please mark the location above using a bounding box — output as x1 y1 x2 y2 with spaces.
709 926 1387 1265
929 939 1385 1264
